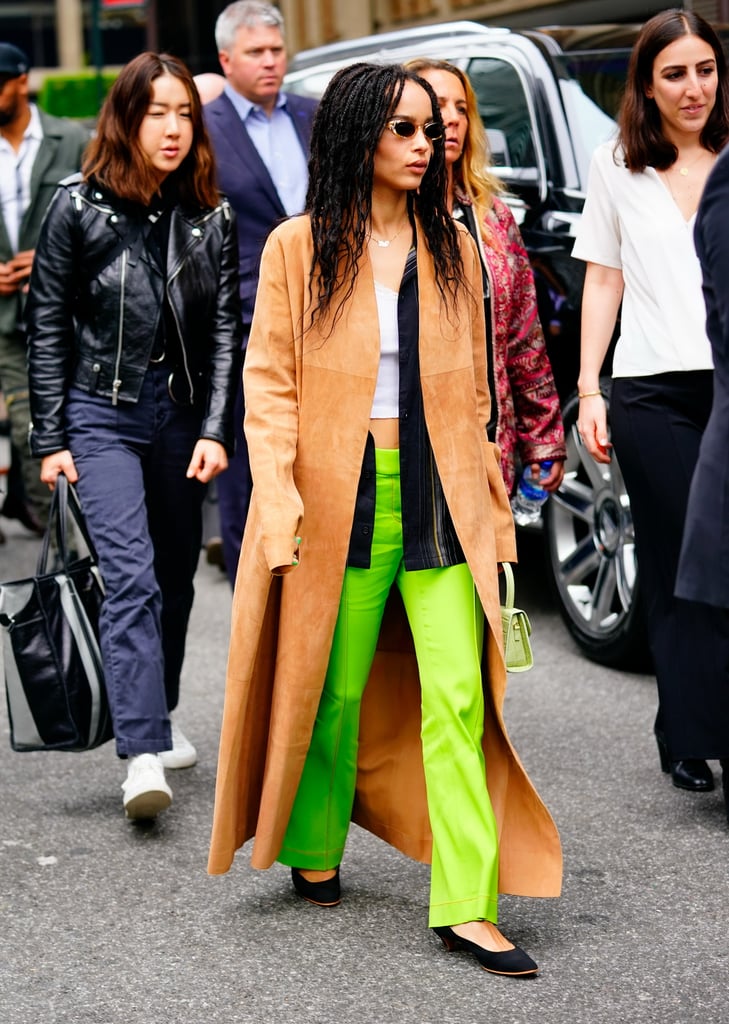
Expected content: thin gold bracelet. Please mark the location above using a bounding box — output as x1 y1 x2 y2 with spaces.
578 390 603 398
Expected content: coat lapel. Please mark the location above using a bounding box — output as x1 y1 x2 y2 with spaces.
21 133 58 240
286 94 315 152
209 95 286 217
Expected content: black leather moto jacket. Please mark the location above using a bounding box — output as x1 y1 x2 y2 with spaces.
26 175 242 456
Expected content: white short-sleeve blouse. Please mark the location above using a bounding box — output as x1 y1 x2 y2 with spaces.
572 140 713 377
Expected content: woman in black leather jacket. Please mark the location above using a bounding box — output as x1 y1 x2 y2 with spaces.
26 52 241 820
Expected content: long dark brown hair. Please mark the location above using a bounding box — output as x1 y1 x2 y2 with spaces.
83 52 219 208
618 8 729 171
305 62 463 330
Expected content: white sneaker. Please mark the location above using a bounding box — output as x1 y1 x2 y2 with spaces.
122 753 173 819
158 723 197 769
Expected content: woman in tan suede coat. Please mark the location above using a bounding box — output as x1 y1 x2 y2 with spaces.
209 62 561 978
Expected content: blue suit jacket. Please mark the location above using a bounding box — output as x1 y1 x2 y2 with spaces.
676 145 729 608
204 91 317 327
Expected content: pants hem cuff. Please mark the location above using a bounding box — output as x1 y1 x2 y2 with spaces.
428 895 499 928
277 850 345 870
116 739 171 758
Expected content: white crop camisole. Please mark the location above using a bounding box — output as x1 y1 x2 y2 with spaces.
370 280 399 418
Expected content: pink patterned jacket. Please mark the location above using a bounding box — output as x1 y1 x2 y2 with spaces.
460 192 566 495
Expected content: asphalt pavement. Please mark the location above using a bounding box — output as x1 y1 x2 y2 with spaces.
1 519 727 1024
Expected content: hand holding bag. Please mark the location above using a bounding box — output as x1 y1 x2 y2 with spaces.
0 474 113 751
500 562 534 673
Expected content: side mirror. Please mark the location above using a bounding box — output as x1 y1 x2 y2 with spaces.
486 128 510 167
486 128 542 192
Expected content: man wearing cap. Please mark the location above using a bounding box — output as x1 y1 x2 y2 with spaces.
0 43 86 529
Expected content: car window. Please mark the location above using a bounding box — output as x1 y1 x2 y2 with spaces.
556 48 631 120
466 57 536 170
552 50 621 180
559 78 617 169
285 68 334 99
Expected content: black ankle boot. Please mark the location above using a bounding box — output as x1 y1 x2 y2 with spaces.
721 760 729 826
654 728 715 791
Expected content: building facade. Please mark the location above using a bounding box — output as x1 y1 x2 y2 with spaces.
2 0 728 77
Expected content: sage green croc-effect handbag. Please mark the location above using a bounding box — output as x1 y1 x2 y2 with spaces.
500 563 534 673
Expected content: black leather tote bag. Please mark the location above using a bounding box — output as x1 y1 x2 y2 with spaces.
0 474 113 751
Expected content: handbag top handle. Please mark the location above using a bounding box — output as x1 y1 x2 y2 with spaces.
36 475 99 577
501 562 516 608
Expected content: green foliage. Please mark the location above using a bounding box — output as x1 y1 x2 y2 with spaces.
37 72 118 119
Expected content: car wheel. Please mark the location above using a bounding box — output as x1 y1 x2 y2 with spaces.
543 388 650 670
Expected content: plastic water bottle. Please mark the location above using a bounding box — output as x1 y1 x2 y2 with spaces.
0 418 11 513
510 461 553 527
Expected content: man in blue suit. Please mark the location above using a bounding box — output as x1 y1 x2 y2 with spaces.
204 1 317 586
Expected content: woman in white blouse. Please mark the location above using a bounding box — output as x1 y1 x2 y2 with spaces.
573 9 729 803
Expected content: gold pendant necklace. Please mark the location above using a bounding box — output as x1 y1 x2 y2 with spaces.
369 219 408 248
675 150 713 176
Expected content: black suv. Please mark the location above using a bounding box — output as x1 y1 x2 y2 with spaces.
285 20 649 668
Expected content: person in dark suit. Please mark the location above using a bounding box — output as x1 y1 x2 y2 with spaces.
676 144 729 827
0 42 87 530
204 1 317 586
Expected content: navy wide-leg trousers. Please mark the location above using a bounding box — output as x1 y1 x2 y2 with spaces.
64 367 206 756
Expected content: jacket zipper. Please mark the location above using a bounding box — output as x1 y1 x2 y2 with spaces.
166 261 193 403
112 249 127 406
164 202 228 402
72 188 125 404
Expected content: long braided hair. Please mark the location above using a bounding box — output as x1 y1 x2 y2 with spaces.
305 62 464 331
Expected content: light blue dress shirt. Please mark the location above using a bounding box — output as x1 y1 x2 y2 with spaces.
223 84 308 216
0 103 43 253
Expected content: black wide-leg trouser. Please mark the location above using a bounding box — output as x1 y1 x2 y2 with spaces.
611 370 729 761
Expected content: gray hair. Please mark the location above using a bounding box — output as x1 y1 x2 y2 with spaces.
215 1 285 51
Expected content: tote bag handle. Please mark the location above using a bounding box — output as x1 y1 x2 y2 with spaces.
36 474 99 577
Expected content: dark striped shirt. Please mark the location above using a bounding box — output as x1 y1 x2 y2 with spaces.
347 245 466 571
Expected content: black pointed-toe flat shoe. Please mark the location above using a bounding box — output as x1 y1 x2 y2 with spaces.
291 867 341 907
433 925 538 977
655 729 714 792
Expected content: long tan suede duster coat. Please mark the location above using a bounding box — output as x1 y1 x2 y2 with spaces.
208 215 562 899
